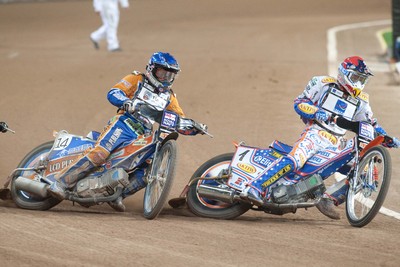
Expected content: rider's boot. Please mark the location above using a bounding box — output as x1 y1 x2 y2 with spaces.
108 168 147 212
241 156 295 205
46 155 96 200
326 178 349 206
316 196 341 220
314 179 349 220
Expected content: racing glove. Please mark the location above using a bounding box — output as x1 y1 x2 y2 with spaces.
177 118 207 135
122 100 135 113
314 109 330 122
194 122 208 135
371 118 388 136
384 137 400 148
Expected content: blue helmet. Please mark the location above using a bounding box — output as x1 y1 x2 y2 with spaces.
145 52 180 89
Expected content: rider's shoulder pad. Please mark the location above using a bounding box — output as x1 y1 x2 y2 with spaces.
320 76 337 84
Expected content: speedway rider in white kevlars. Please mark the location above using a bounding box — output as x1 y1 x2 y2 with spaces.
46 52 206 212
90 0 129 52
241 56 400 220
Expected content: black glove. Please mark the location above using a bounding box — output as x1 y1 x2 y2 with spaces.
0 122 8 133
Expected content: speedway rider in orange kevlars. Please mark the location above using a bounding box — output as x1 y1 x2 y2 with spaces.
240 56 400 220
45 52 207 211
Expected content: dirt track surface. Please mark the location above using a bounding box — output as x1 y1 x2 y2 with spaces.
1 0 400 266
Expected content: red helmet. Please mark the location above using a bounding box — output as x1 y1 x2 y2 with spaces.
337 56 373 97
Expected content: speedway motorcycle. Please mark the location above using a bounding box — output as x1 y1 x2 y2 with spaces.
2 107 210 220
170 117 394 227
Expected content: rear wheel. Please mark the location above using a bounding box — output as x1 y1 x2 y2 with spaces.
143 140 177 219
346 146 391 227
187 153 251 219
10 141 61 210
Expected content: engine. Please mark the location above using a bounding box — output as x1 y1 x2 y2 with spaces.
271 174 326 204
76 168 129 198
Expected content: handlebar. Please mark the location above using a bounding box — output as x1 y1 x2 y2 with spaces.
193 121 213 138
0 122 15 134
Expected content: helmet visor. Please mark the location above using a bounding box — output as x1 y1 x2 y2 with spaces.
347 71 369 86
155 67 176 83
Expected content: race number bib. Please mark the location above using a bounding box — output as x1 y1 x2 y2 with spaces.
136 88 169 111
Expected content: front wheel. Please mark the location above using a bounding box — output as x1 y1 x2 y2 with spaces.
10 141 61 210
346 146 392 227
187 153 251 219
143 140 177 219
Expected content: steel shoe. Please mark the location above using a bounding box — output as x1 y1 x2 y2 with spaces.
108 196 126 212
316 198 341 220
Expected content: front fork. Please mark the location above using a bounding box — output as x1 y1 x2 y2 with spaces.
146 142 161 185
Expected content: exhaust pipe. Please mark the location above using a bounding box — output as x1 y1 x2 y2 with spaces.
14 176 49 198
197 184 238 204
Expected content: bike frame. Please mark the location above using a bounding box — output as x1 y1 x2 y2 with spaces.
226 122 379 193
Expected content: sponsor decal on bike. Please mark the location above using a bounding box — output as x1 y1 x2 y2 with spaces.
269 150 283 158
253 156 273 167
48 158 74 173
298 103 318 114
133 138 148 146
237 163 256 174
106 128 123 150
161 111 178 129
58 144 93 157
262 164 292 187
233 177 245 186
359 122 374 141
124 118 145 135
318 130 338 145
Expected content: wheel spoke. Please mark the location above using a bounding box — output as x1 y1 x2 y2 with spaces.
346 147 391 227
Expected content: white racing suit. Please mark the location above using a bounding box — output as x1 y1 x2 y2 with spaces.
249 76 382 205
90 0 129 51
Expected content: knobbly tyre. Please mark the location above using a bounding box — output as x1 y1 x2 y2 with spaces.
3 108 211 220
169 117 395 227
0 121 15 200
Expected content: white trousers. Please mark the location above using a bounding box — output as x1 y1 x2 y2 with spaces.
90 5 120 51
